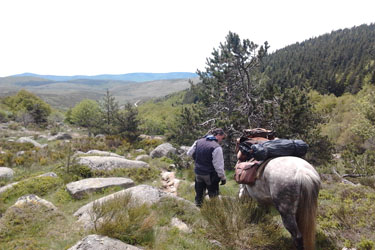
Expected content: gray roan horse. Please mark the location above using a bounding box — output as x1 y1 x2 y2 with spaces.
239 156 321 250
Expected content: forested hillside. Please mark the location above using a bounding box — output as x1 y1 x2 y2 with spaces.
139 25 375 169
262 23 375 96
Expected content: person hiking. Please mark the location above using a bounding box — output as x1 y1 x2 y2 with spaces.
187 128 227 207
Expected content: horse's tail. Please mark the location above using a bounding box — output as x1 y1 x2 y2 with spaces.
296 169 321 250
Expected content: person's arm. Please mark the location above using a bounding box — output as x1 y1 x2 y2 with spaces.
187 141 197 157
212 147 226 180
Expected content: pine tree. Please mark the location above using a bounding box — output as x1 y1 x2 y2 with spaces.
197 31 269 130
116 103 140 142
99 89 119 135
167 104 205 145
196 31 270 167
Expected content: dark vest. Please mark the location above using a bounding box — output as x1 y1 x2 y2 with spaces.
194 137 220 175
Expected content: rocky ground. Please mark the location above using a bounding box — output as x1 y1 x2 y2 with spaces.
0 123 203 250
1 123 375 249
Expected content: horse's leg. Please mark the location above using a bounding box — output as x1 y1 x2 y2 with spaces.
238 184 249 199
278 211 304 250
273 197 304 250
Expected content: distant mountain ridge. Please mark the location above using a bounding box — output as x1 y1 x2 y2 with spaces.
0 74 199 109
11 72 198 82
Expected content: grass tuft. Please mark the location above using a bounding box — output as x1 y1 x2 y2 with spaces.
200 196 288 249
91 193 156 247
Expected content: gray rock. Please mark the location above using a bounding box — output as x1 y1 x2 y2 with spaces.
135 154 151 162
74 185 166 230
48 132 72 141
75 150 122 158
12 194 57 211
85 150 122 157
0 182 17 194
66 177 134 199
135 149 146 154
38 172 58 178
38 134 49 139
77 156 148 171
16 151 25 156
178 146 191 154
68 234 142 250
153 136 165 140
150 143 176 158
74 184 197 230
139 134 165 140
209 239 223 248
138 134 152 139
171 217 192 233
0 167 14 179
16 137 47 148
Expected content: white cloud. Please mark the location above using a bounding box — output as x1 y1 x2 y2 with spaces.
0 0 374 76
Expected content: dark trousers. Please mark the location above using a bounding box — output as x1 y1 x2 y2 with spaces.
195 172 220 207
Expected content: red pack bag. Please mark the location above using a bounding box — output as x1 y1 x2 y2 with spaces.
234 161 260 185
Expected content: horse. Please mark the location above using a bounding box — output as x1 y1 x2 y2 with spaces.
239 156 321 250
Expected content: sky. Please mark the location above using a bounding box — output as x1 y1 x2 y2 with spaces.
0 0 374 77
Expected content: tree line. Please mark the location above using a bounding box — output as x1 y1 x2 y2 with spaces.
0 89 140 143
262 23 375 96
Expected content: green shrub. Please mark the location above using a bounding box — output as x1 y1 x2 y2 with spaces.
315 230 337 250
4 90 52 125
175 180 195 202
153 196 200 227
0 176 63 213
0 152 14 167
137 138 163 152
200 197 286 249
0 110 9 122
8 122 20 130
71 164 93 178
53 188 73 204
357 239 375 250
91 194 156 247
0 141 35 152
160 156 174 164
318 184 375 248
149 158 173 171
71 137 108 153
359 177 375 189
0 200 78 250
153 227 217 250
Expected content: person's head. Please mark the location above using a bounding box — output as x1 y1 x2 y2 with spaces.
212 128 226 143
